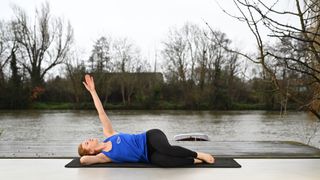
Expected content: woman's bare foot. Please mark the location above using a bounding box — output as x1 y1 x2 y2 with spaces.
193 158 203 164
196 152 215 164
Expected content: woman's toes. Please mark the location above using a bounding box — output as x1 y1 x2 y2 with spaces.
207 155 214 164
211 157 215 163
197 152 216 164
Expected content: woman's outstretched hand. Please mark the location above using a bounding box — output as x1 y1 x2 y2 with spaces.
83 74 95 93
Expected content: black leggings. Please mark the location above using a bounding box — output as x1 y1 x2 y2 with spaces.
146 129 198 167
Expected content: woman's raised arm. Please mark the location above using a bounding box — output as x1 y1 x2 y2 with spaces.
83 74 116 136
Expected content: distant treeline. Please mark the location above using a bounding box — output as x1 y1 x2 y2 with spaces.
0 2 315 112
0 69 297 111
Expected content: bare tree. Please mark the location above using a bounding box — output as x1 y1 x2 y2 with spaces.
112 37 142 73
162 28 188 83
0 20 13 84
10 2 73 89
225 53 240 103
65 51 86 104
215 0 320 119
111 37 148 104
194 27 209 90
181 23 201 84
161 23 238 108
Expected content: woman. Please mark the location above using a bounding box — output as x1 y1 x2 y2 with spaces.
78 74 215 167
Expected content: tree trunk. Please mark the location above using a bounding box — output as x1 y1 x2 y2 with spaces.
121 83 126 105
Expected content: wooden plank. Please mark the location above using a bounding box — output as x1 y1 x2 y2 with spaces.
0 141 319 158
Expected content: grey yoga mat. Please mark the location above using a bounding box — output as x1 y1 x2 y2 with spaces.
65 157 241 168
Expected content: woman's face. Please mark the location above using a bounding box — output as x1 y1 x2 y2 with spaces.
82 138 99 154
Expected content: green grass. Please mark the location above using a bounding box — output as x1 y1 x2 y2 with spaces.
32 102 74 110
29 101 279 111
231 103 266 110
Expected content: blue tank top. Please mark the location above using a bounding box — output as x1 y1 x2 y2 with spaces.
102 132 149 163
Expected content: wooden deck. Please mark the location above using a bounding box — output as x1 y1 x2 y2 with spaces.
174 141 320 158
0 141 319 158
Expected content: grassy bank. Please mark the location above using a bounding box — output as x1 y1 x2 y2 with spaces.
31 102 75 110
30 101 281 110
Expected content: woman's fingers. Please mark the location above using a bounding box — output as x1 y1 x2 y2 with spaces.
91 76 94 84
85 74 91 83
82 82 89 90
84 74 95 91
91 76 95 88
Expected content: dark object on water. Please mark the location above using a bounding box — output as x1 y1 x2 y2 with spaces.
174 133 209 141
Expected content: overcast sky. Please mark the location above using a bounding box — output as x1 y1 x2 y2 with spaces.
0 0 297 76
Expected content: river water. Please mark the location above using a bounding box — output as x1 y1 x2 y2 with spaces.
0 110 319 150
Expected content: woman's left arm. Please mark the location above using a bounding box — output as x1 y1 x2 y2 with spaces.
83 74 116 136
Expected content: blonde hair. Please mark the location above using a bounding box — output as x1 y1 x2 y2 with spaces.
78 143 89 156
